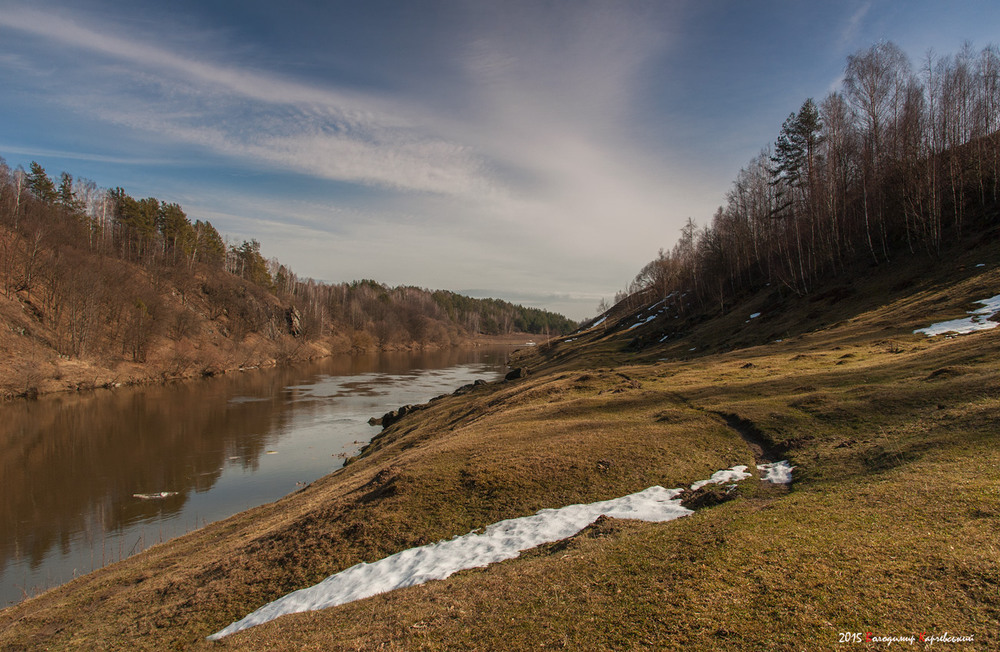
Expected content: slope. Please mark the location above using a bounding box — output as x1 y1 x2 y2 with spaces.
1 238 998 650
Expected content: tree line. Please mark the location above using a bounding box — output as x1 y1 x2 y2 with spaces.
0 158 575 369
618 41 999 316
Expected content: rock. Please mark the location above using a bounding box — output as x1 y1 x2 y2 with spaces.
380 409 401 429
379 404 419 429
286 306 303 337
505 367 530 381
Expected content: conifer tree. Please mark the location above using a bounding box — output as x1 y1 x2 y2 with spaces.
26 161 57 203
57 172 85 215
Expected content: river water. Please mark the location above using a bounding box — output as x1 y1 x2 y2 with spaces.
0 347 510 607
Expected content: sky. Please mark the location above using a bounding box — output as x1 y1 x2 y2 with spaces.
0 1 997 320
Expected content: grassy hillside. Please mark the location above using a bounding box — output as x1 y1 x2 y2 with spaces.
1 233 997 649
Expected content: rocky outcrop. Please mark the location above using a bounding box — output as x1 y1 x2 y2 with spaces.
286 307 303 337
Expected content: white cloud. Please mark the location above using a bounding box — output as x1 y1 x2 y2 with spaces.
0 2 713 320
0 7 497 198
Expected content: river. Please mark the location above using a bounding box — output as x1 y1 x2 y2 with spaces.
0 346 511 607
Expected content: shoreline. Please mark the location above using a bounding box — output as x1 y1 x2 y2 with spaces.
0 331 545 402
1 347 518 608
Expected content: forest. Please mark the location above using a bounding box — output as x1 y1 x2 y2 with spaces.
615 42 999 317
0 157 574 397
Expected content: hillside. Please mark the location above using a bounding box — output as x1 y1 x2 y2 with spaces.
0 159 575 399
1 229 997 649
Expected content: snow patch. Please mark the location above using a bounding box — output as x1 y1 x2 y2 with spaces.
757 460 794 484
914 294 1000 337
690 465 751 490
208 486 692 640
749 312 761 319
627 313 659 330
563 338 576 343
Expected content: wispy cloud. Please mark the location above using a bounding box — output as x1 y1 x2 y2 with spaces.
837 2 872 51
0 7 497 197
0 143 175 167
0 1 706 319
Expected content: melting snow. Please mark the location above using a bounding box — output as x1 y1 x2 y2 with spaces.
749 312 761 319
627 313 659 330
757 460 794 484
208 486 692 639
563 338 576 343
590 316 607 328
690 465 751 490
913 294 1000 337
211 458 798 640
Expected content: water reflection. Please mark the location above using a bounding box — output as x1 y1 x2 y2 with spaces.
0 347 508 605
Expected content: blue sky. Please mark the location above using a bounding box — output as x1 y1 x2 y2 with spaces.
1 1 997 320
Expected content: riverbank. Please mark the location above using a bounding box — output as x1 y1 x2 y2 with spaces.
2 261 998 648
0 291 541 401
0 347 512 608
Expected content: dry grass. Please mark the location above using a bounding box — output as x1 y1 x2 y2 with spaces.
2 253 999 650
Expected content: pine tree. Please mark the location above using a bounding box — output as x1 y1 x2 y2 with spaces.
26 162 57 203
193 220 225 266
771 98 823 192
57 172 85 214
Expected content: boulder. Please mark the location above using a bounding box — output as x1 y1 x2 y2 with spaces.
504 367 530 381
379 404 418 429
